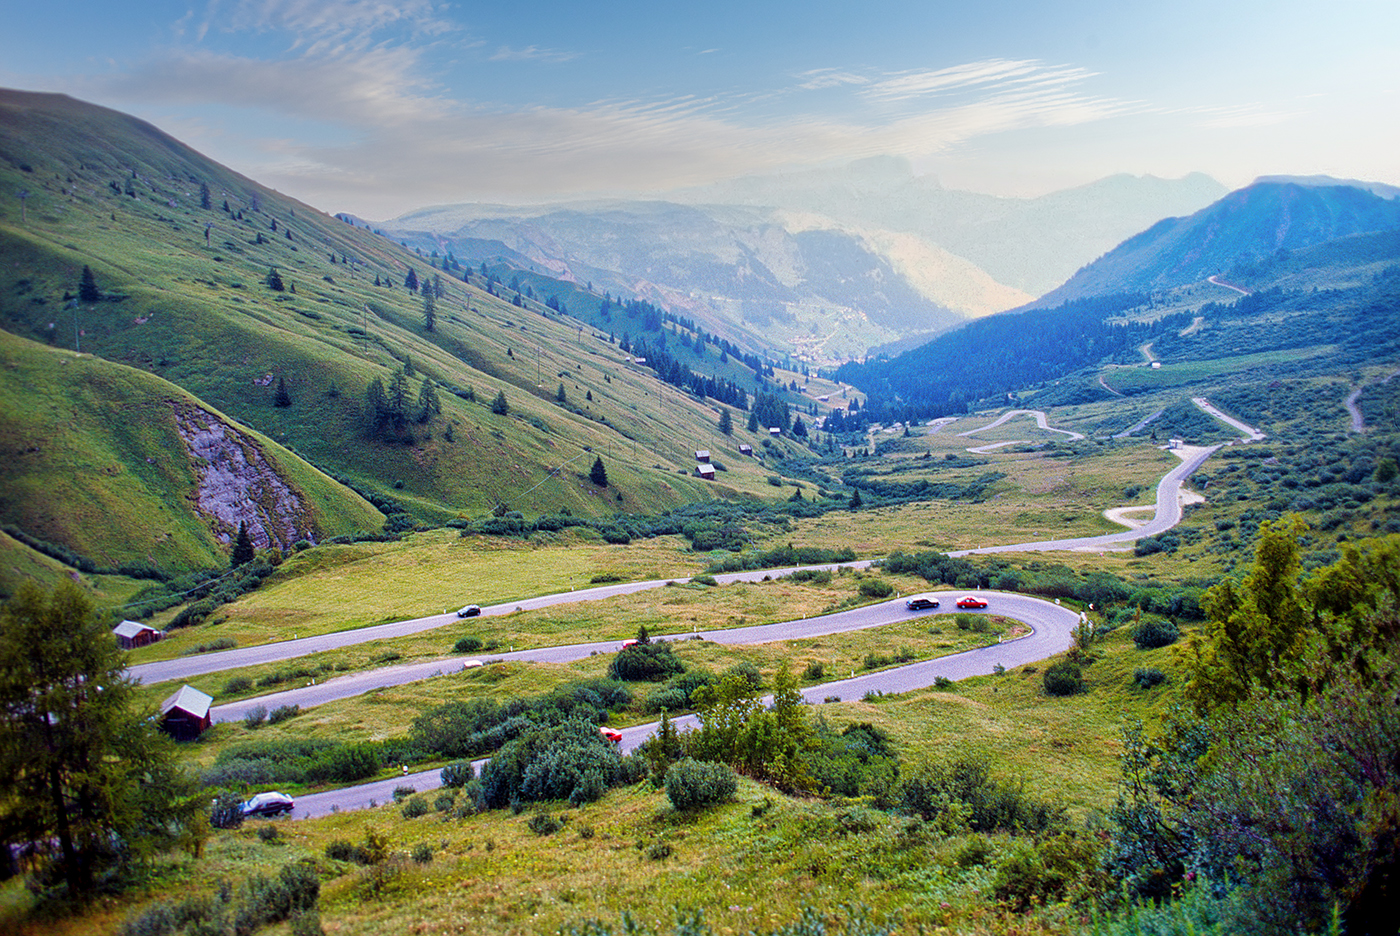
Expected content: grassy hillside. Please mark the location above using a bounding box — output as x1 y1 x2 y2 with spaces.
0 90 835 577
0 328 384 571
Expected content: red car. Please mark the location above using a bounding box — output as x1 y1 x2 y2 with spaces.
956 595 989 609
598 727 623 744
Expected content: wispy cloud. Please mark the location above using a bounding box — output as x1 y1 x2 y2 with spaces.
488 45 578 63
1191 103 1303 129
206 0 455 55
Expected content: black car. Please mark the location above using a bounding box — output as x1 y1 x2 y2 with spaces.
457 604 481 618
905 597 940 611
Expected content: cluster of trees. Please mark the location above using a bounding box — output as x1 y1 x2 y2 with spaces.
364 366 441 440
623 335 750 410
1105 520 1400 933
835 292 1178 427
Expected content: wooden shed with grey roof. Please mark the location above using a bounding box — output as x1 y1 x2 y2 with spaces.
160 685 213 741
112 620 161 650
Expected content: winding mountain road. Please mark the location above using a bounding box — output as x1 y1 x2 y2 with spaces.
285 592 1081 819
957 409 1086 441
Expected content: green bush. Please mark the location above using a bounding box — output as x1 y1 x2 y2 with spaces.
478 719 625 809
664 758 737 811
268 704 299 724
1133 617 1181 649
1132 667 1168 689
244 705 268 729
609 642 685 681
900 752 1063 833
440 760 476 788
1043 660 1084 696
858 578 894 598
527 812 564 835
411 843 433 864
453 636 483 653
400 796 429 819
223 676 252 696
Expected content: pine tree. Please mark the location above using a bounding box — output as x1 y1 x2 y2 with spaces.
747 410 759 433
0 582 200 895
849 488 863 509
491 390 509 416
388 368 410 426
590 456 609 487
273 376 291 407
556 383 567 403
365 377 389 431
266 268 284 291
719 408 733 435
78 265 101 303
232 521 256 566
404 268 419 292
422 291 436 332
417 379 441 423
200 181 211 209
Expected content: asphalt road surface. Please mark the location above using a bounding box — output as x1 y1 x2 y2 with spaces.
212 590 1072 725
284 591 1081 819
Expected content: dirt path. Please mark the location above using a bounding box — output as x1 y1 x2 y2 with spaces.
1207 275 1250 296
1178 315 1205 337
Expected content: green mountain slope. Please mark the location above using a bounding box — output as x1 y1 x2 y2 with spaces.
0 328 384 571
0 89 820 576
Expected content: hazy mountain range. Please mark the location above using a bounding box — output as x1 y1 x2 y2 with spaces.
378 160 1228 364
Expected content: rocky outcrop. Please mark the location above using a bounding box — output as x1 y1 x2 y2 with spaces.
174 403 312 550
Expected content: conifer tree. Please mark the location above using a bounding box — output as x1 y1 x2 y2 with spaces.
590 456 609 487
556 383 567 403
422 291 436 332
719 408 733 435
491 390 509 416
417 379 441 423
273 376 291 407
78 265 100 303
232 522 256 566
404 268 419 292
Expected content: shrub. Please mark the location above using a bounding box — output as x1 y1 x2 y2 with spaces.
691 574 718 586
1043 660 1084 696
401 797 429 819
664 758 737 811
527 812 564 835
410 843 433 864
392 785 416 803
244 705 268 729
901 752 1063 834
858 578 894 598
1134 616 1181 649
646 842 673 860
478 719 625 809
441 760 476 788
453 636 483 653
802 661 825 681
223 676 252 696
609 642 685 681
268 704 299 724
256 824 282 844
1133 667 1168 689
210 792 244 830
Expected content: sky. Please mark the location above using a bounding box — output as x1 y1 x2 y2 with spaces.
2 0 1398 219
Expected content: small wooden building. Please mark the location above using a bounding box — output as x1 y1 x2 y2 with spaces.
112 620 161 650
694 449 711 463
160 685 213 741
739 444 753 456
696 463 716 480
769 426 782 436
